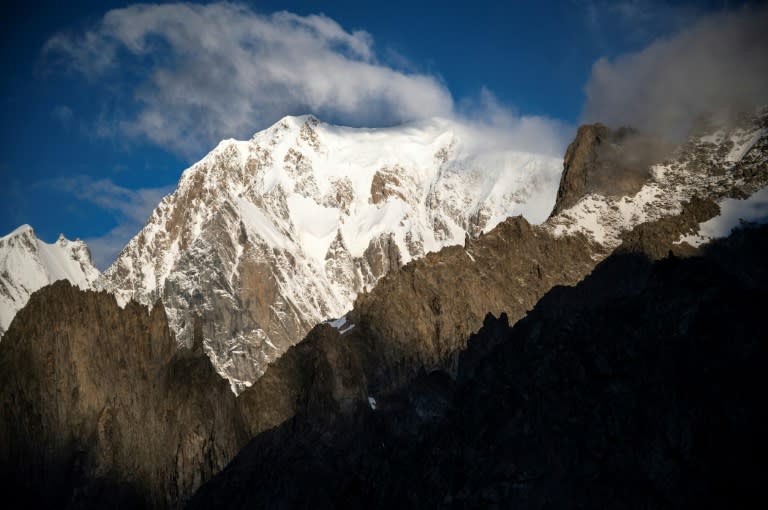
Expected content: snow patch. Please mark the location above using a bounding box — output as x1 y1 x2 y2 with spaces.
678 187 768 246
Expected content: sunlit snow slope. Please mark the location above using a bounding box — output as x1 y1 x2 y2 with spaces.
99 115 563 391
0 225 100 338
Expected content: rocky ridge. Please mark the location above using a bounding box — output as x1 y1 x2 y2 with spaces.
0 282 245 509
344 108 768 393
189 224 768 509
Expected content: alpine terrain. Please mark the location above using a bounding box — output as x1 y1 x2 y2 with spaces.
0 224 99 338
98 115 563 392
2 107 766 508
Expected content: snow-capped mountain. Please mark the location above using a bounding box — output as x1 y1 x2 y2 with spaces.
0 225 100 338
99 115 563 391
546 110 768 250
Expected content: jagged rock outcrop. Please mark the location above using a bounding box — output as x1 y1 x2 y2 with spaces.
550 124 675 216
188 225 768 509
348 216 597 392
0 282 245 509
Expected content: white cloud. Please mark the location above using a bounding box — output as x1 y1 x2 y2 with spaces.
46 176 173 268
582 5 768 138
457 88 571 157
44 2 454 159
41 3 571 264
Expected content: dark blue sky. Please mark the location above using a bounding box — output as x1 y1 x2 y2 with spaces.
0 0 740 267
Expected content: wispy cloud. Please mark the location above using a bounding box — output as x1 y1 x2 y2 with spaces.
43 3 569 159
42 176 173 268
582 5 768 137
576 0 704 49
38 3 571 264
51 104 73 127
457 88 572 157
43 3 454 159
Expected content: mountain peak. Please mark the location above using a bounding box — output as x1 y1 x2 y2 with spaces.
99 116 563 391
2 224 34 240
0 225 100 338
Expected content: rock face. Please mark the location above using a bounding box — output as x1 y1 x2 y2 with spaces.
347 216 598 392
0 225 99 339
188 225 768 510
550 124 674 216
98 115 563 392
547 109 768 249
345 108 768 393
0 282 245 508
220 104 768 477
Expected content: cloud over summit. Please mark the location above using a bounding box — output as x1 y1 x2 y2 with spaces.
582 5 768 138
45 3 455 158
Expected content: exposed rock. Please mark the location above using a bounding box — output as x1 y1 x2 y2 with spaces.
551 124 674 216
0 282 245 508
188 225 768 510
360 233 403 287
370 166 407 204
98 115 563 391
617 196 720 258
348 216 597 393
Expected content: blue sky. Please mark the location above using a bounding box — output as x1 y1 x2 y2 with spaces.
0 0 761 268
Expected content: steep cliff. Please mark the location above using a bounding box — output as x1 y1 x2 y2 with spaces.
0 282 245 508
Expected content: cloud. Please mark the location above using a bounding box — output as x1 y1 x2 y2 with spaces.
44 3 454 159
582 5 768 138
457 88 572 157
51 104 73 127
39 3 571 261
45 176 173 268
578 0 702 47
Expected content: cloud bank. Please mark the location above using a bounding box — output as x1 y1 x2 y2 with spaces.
582 5 768 138
45 3 570 160
42 2 571 267
44 2 455 158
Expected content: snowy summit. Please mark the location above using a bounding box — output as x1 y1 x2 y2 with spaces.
98 114 563 392
0 224 99 338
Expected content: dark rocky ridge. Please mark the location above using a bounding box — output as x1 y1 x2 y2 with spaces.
188 225 768 509
0 283 247 508
346 216 598 394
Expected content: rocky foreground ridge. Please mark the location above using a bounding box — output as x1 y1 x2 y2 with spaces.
190 224 768 509
1 110 766 508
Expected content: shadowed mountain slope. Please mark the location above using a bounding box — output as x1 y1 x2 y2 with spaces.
189 225 768 509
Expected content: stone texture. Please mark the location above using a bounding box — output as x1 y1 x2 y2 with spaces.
551 124 674 216
0 282 246 509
